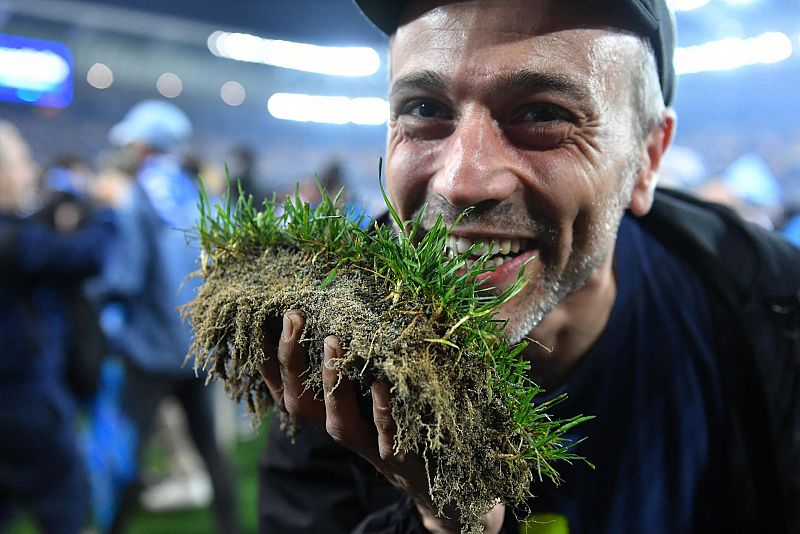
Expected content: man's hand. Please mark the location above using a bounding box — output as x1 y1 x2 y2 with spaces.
257 311 505 534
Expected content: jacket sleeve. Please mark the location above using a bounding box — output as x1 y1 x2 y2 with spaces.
350 497 427 534
259 417 405 534
643 188 800 533
87 195 154 299
0 208 116 279
260 417 522 534
351 497 524 534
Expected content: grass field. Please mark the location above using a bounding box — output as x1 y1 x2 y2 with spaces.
9 427 268 534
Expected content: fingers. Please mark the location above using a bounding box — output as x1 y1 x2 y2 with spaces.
322 336 374 454
318 340 401 466
257 316 405 475
257 311 325 425
371 380 398 462
257 316 284 411
261 326 438 512
278 312 326 425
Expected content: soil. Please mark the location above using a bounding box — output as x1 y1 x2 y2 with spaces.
186 246 533 533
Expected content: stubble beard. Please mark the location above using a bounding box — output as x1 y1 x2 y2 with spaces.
412 156 642 344
490 157 643 344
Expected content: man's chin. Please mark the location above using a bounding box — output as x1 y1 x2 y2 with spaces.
494 278 564 345
494 305 544 345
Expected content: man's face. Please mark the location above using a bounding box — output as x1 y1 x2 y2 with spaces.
0 124 38 213
385 0 649 341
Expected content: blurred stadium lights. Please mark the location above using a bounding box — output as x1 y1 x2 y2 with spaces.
0 46 70 92
156 72 183 98
208 31 380 77
267 93 388 125
669 0 762 10
669 0 711 12
220 81 246 106
86 63 114 89
675 31 793 74
0 33 73 107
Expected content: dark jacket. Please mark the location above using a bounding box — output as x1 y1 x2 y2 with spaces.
259 188 800 534
640 188 800 534
0 208 115 394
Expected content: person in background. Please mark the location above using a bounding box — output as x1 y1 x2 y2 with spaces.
295 159 372 229
0 121 116 533
90 100 241 534
256 1 800 533
226 144 266 206
782 209 800 247
693 153 784 230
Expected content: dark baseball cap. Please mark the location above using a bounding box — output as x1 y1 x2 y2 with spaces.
353 0 676 105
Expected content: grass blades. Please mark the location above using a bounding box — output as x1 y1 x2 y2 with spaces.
194 171 590 487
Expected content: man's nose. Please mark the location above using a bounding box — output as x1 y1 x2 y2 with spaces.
433 109 519 209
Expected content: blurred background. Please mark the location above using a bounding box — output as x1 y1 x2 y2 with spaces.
0 0 798 224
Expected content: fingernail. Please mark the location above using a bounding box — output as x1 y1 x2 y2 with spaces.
323 337 338 369
282 313 294 339
324 356 337 370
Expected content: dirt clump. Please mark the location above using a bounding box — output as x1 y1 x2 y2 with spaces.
184 187 588 533
188 247 529 532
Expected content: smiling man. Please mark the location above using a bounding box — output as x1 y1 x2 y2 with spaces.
256 1 800 533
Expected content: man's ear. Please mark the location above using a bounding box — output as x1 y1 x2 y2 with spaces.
629 109 676 216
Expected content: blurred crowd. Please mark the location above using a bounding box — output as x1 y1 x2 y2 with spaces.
0 100 254 534
660 142 800 246
1 96 799 534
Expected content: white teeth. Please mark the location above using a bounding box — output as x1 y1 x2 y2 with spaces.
472 242 489 256
445 236 525 259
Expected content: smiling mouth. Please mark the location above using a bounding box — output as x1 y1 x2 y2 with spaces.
444 235 532 269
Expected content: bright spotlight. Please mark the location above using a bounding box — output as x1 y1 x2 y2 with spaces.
0 46 70 91
675 32 793 75
221 81 246 106
156 72 183 98
349 97 390 125
267 93 388 125
208 31 380 77
0 33 72 107
667 0 710 12
86 63 113 89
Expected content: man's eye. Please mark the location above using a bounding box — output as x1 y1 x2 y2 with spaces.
516 104 573 124
404 100 451 119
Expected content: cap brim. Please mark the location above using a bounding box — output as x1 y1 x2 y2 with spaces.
353 0 406 34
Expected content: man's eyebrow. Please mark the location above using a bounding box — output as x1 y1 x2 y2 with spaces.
495 70 592 102
390 70 450 96
389 69 593 103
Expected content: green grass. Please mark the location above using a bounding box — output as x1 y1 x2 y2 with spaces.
193 173 592 483
128 431 266 534
8 430 267 534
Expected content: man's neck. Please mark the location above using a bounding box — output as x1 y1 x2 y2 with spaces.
524 252 617 390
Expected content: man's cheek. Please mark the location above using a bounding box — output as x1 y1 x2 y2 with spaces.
386 151 435 220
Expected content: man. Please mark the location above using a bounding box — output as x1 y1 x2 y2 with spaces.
0 121 115 533
92 100 242 534
257 1 800 533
